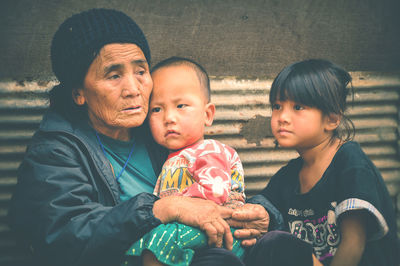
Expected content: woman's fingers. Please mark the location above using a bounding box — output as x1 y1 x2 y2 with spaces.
229 203 269 234
221 217 233 250
231 203 268 221
202 217 233 250
202 222 218 246
240 238 257 247
234 228 261 239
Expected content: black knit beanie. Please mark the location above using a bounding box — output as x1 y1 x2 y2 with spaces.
51 8 151 86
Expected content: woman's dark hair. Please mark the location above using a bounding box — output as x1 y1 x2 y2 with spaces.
269 59 355 143
49 83 87 120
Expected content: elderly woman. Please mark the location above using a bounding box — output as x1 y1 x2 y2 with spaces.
9 8 281 266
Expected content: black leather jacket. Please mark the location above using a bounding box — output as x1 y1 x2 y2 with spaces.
9 109 168 266
9 109 284 266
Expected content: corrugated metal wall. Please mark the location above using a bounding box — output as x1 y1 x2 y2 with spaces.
0 72 399 264
208 72 400 197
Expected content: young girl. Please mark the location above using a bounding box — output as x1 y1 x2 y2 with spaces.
259 59 398 265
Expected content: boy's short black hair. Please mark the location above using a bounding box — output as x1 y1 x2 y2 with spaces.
151 56 211 102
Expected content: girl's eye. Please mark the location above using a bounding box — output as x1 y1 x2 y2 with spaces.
151 107 161 113
272 103 281 110
177 104 187 109
294 104 304 110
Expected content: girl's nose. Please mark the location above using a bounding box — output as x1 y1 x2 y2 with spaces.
277 108 290 124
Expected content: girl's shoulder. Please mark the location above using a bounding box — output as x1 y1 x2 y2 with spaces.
332 141 371 168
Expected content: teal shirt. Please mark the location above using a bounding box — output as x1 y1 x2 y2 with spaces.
97 133 158 201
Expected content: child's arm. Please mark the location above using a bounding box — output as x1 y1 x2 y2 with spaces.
321 211 367 266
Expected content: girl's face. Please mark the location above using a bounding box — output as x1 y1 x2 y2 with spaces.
271 99 335 152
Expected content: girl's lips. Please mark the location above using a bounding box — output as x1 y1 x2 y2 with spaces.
277 128 292 135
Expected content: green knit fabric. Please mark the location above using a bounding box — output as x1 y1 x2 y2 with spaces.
124 222 244 266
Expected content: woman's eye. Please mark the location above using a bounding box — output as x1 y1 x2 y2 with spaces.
108 74 120 80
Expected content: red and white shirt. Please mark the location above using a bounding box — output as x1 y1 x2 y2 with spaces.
154 139 245 205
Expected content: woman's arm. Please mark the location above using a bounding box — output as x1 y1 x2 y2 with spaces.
9 135 162 266
153 195 235 250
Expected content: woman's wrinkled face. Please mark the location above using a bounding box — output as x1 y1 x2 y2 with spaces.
73 43 153 141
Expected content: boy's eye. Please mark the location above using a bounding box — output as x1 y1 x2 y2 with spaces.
177 104 187 109
294 104 304 110
272 103 281 110
151 107 161 113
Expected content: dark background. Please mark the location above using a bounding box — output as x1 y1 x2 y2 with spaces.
1 0 399 82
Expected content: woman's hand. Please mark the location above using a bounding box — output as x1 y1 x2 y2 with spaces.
153 196 234 249
226 203 270 246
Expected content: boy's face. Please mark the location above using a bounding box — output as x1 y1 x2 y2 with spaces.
149 65 215 152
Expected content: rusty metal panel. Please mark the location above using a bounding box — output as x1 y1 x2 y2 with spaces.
0 72 399 264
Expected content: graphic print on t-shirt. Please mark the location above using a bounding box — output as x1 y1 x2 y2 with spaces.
288 201 340 261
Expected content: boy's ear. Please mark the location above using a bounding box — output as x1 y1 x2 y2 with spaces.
72 88 86 106
204 103 215 127
325 114 341 131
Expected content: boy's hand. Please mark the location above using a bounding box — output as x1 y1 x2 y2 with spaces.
226 203 270 246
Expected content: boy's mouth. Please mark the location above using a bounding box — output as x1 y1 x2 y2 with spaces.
165 130 179 137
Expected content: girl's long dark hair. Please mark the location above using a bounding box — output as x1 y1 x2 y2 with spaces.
269 59 355 143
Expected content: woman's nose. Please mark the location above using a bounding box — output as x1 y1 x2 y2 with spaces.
121 75 140 97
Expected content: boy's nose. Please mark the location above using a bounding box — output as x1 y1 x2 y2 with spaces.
164 109 177 124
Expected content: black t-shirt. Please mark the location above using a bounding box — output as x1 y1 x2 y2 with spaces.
260 141 398 266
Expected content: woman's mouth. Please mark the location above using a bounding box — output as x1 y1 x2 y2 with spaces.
123 106 141 113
